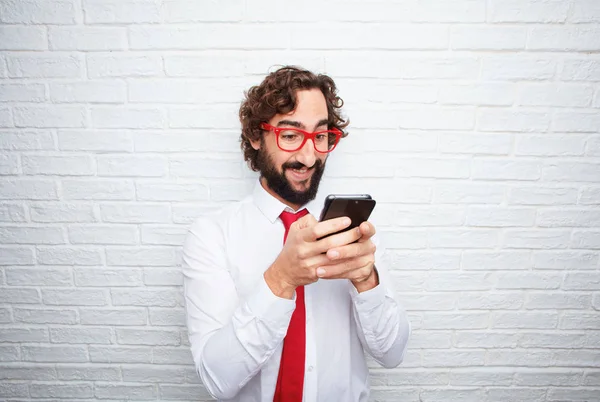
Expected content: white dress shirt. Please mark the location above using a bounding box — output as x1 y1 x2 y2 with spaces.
182 180 411 402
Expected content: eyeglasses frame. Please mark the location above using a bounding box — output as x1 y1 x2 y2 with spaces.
260 122 342 153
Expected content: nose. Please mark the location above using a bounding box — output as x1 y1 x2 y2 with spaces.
295 137 317 168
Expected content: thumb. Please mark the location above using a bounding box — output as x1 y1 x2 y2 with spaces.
296 213 317 230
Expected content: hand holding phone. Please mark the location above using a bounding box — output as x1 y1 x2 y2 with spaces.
318 194 376 239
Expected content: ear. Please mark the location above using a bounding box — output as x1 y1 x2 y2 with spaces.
250 137 261 151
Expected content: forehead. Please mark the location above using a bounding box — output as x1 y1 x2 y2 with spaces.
271 89 328 127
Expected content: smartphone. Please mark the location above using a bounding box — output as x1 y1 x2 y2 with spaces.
318 194 376 240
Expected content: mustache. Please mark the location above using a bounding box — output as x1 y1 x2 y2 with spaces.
283 160 320 171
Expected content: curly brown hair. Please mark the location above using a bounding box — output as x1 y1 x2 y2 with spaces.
239 66 349 172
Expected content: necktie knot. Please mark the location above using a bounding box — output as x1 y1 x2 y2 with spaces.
279 209 309 233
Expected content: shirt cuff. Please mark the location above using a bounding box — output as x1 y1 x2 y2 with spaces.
245 275 296 325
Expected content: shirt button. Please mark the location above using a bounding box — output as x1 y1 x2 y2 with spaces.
308 366 314 372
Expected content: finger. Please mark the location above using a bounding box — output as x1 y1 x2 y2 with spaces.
326 240 376 261
319 260 374 281
295 213 317 230
314 226 362 254
358 221 376 243
316 255 373 279
303 216 351 242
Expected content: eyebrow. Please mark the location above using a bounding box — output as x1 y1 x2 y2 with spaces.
276 119 329 130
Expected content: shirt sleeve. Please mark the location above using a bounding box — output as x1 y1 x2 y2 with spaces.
181 215 295 400
348 233 411 368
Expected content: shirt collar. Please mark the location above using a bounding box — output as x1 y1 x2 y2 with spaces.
253 179 325 224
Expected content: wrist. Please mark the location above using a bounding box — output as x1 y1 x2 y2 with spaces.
352 266 379 293
264 263 296 300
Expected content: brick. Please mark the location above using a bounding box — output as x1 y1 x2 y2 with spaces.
143 268 183 286
449 369 513 386
141 225 187 246
37 247 103 265
422 351 486 368
537 209 600 227
533 251 599 269
433 182 505 204
326 54 480 80
387 251 460 270
451 26 526 50
49 26 126 50
526 293 592 310
62 179 134 200
165 55 245 77
0 179 57 200
22 155 94 175
6 267 72 286
0 327 48 342
0 365 57 380
97 155 167 177
0 107 12 127
403 293 457 311
393 157 470 179
439 84 514 107
529 27 600 52
519 333 587 349
426 272 493 291
410 0 485 22
42 288 107 306
428 229 498 249
162 0 243 22
133 131 210 152
373 231 427 251
0 287 40 303
30 383 93 398
487 388 546 401
516 134 588 156
571 1 600 22
128 78 245 104
0 153 19 174
75 268 143 287
0 83 46 102
152 347 194 365
172 203 225 224
370 388 420 401
466 207 535 227
492 312 558 329
129 25 287 50
149 308 185 326
80 308 147 326
584 371 600 385
292 24 448 50
496 272 562 290
22 345 88 362
543 162 600 182
0 383 28 398
6 53 82 78
580 187 600 205
116 328 180 346
563 272 600 290
30 202 96 223
0 130 54 150
489 0 569 22
50 327 112 344
547 389 600 401
0 345 19 361
14 106 86 128
343 82 438 105
357 107 475 130
0 203 26 222
91 106 165 129
106 247 179 267
99 203 170 223
0 247 34 265
422 312 488 330
477 109 550 132
455 331 519 348
518 84 594 107
136 182 209 201
562 59 600 81
50 81 126 103
508 186 577 205
461 251 531 271
169 156 243 179
111 288 181 307
84 0 161 23
95 384 156 399
572 231 600 249
481 56 556 81
391 207 464 227
58 129 132 152
458 292 525 310
0 0 79 24
68 224 137 245
560 313 600 330
57 365 120 381
588 136 600 156
90 346 151 363
169 105 239 129
0 308 10 323
160 384 212 400
122 365 191 383
87 53 163 78
552 112 600 132
503 230 570 249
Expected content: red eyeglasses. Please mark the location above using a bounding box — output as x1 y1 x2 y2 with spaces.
261 123 342 153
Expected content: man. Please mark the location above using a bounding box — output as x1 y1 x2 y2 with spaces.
182 66 411 401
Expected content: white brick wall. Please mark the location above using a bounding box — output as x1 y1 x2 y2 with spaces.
0 0 599 401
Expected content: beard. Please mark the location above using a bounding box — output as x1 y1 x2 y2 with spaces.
256 147 326 206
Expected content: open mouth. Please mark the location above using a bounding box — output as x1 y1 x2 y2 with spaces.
288 166 313 181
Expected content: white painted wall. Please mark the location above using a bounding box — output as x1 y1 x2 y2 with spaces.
1 0 599 400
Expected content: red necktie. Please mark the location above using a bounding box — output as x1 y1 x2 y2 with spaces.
273 208 309 402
